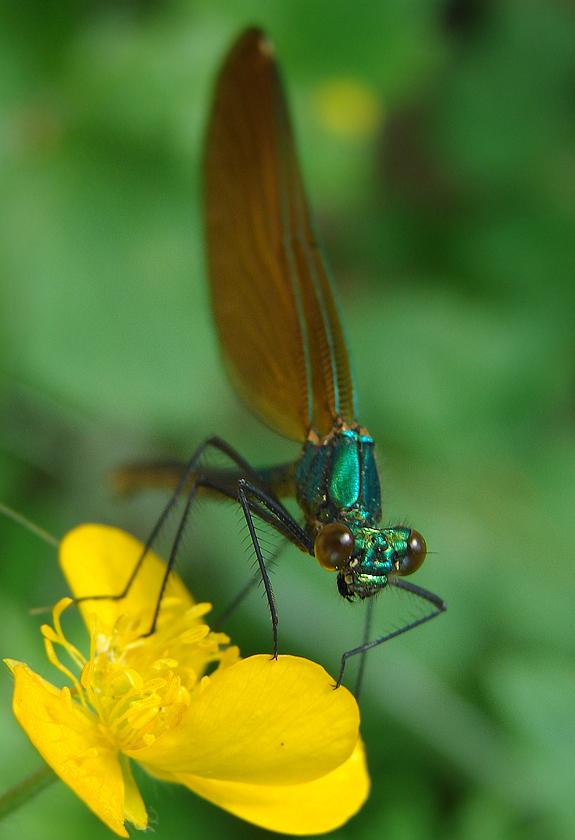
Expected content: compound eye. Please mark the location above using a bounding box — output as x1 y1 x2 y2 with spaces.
395 529 427 576
315 522 354 571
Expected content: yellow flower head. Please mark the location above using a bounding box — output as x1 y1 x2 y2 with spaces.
5 525 369 836
315 77 382 140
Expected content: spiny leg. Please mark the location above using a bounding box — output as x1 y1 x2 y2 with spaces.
74 436 284 609
141 461 309 637
237 478 313 659
146 474 310 641
238 483 278 657
354 596 375 700
336 580 446 688
213 537 290 632
77 436 313 649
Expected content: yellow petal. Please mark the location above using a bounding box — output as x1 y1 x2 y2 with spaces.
59 524 194 628
9 661 133 837
130 655 359 785
174 738 369 834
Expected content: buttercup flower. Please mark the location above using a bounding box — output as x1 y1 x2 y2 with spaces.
5 524 369 835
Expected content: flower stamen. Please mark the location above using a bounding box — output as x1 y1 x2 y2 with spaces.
34 592 240 753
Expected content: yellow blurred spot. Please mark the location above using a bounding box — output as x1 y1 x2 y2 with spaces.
315 78 382 140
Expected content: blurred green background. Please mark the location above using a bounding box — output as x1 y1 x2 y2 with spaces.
1 0 575 838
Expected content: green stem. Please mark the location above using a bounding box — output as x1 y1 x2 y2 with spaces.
0 764 57 821
0 501 59 547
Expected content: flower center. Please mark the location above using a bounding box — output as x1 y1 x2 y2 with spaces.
43 596 240 752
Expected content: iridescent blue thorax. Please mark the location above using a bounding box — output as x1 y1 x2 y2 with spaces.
295 425 416 600
295 427 381 527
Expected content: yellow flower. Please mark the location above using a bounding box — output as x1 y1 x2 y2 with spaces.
315 78 382 140
5 524 369 836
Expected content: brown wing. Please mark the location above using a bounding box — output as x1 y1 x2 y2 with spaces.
204 28 356 441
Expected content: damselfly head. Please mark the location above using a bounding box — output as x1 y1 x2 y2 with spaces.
394 529 427 576
332 524 427 600
314 521 354 571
